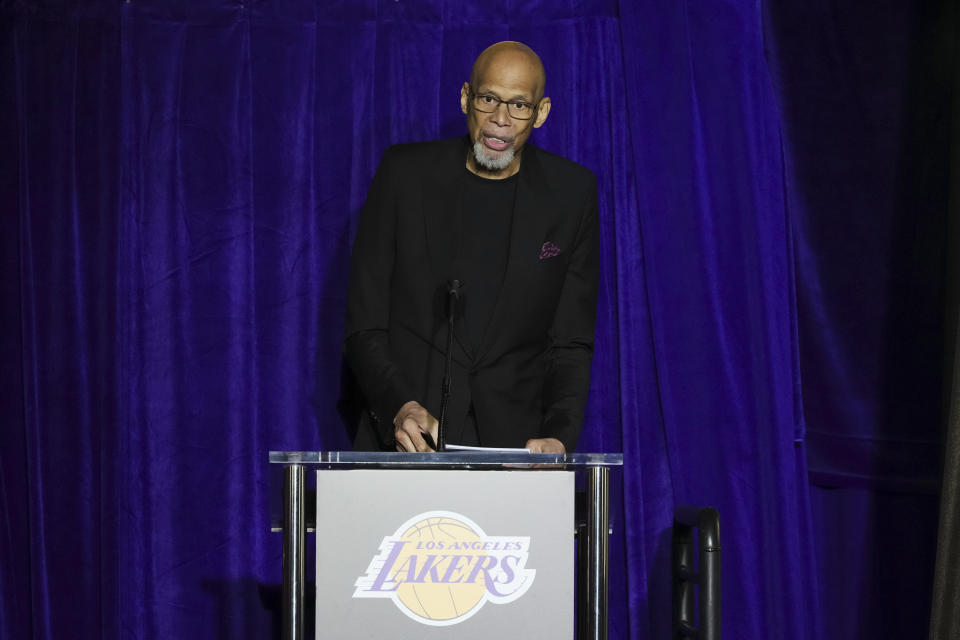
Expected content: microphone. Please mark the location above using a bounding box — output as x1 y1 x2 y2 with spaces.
437 279 463 452
447 279 463 321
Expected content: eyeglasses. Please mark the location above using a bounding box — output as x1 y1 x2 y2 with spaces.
468 87 539 120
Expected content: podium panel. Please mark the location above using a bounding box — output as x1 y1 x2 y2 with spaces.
270 451 622 640
316 470 573 639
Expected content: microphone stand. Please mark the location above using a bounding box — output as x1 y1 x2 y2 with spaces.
436 280 462 452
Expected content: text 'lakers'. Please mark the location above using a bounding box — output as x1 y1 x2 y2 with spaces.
353 511 536 626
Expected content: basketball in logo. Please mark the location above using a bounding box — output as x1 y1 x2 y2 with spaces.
393 516 487 621
354 510 536 626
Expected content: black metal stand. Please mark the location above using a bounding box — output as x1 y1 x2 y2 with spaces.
436 280 461 451
672 505 721 640
282 465 305 640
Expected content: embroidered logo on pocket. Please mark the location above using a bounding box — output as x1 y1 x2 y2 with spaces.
538 242 561 260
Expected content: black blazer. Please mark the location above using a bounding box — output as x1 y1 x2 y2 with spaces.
345 136 599 451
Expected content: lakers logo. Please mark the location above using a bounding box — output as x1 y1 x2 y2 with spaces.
353 511 535 626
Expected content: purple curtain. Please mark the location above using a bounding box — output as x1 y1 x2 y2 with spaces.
764 2 951 637
0 1 949 638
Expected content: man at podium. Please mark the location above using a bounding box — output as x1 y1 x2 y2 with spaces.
344 41 600 455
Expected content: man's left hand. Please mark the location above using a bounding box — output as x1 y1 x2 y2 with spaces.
524 437 565 454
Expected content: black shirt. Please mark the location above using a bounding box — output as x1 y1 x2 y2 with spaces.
456 168 518 350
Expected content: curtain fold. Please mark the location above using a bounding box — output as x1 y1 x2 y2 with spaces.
615 1 817 636
0 13 122 639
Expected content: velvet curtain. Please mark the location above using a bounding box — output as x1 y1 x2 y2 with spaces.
0 1 950 639
764 2 953 637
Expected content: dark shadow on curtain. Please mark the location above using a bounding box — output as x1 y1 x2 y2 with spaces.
0 17 28 640
200 577 318 640
439 114 464 140
931 320 960 639
313 227 358 449
853 0 956 633
763 0 953 636
929 1 960 635
333 360 363 446
878 0 950 495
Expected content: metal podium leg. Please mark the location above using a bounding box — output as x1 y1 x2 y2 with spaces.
584 466 610 640
282 464 305 640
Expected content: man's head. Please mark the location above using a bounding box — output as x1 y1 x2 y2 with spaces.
460 41 551 178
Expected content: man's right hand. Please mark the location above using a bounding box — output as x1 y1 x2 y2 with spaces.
393 401 439 452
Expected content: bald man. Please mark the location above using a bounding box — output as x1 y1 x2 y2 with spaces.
345 42 599 454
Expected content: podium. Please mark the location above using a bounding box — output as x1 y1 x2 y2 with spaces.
270 451 622 640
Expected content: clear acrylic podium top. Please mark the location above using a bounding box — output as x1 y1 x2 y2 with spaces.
269 450 623 470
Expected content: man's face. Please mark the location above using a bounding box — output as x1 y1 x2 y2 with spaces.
460 51 551 177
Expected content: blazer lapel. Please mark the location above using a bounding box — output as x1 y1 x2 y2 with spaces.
475 145 555 363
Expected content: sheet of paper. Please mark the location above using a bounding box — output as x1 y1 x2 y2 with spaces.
445 443 531 453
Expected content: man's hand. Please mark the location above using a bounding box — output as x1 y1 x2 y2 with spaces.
524 437 566 454
393 401 439 452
